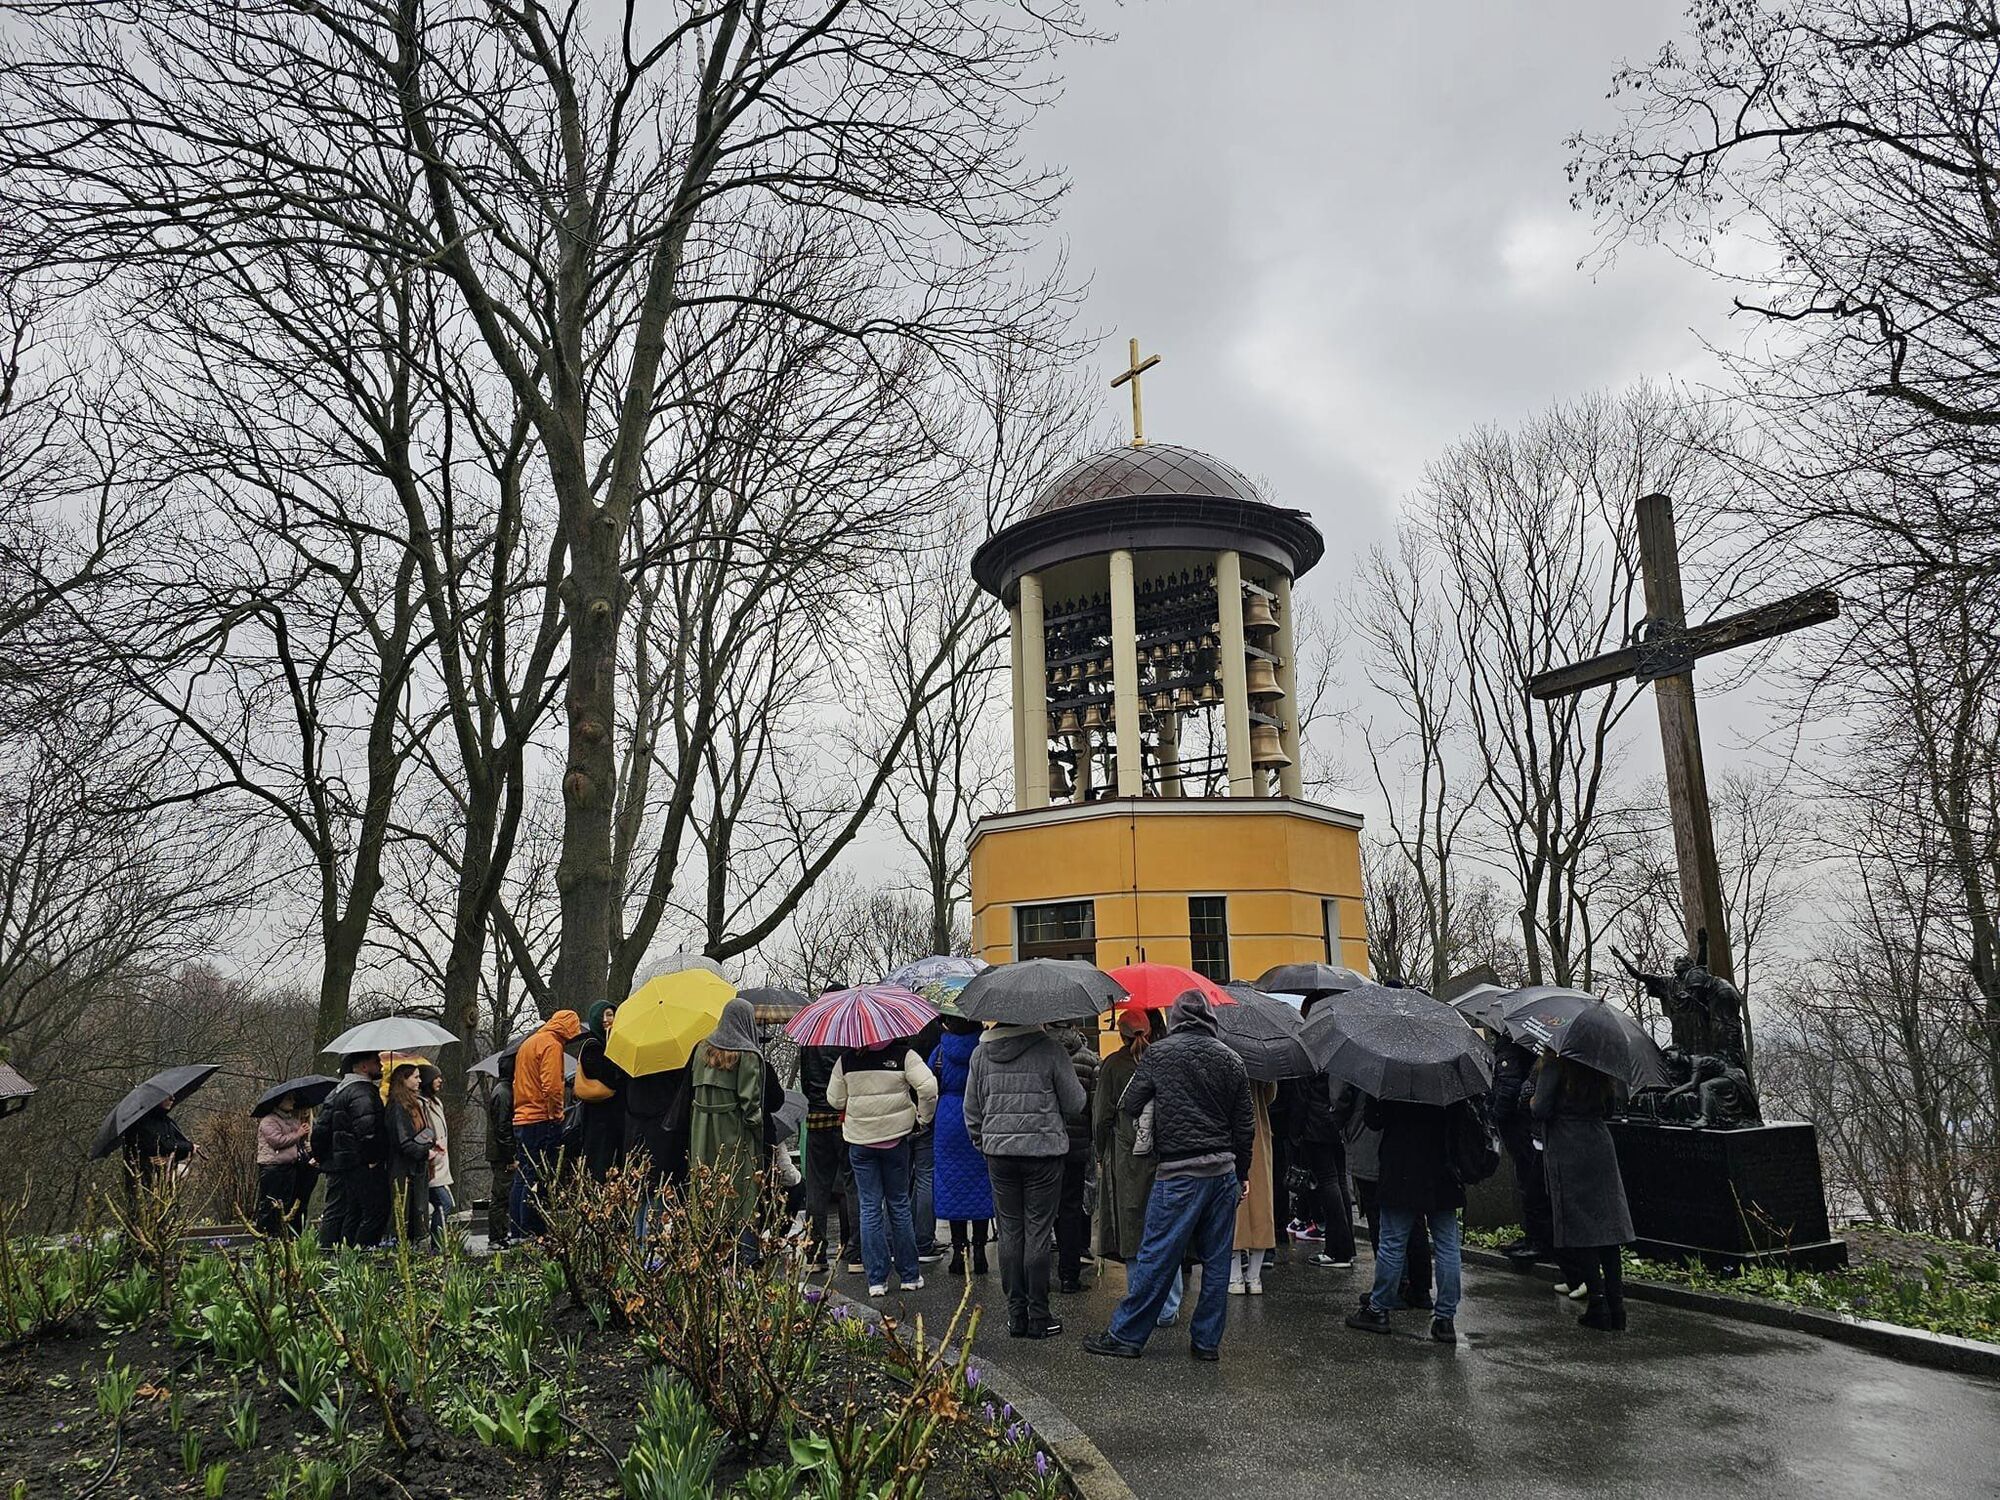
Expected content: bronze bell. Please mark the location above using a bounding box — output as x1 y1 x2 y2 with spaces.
1056 707 1081 736
1048 760 1073 799
1250 723 1292 767
1175 685 1198 711
1150 690 1173 713
1243 593 1279 632
1197 680 1221 705
1246 656 1284 698
1081 702 1105 731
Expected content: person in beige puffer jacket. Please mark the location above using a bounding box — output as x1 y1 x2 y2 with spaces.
828 1040 938 1294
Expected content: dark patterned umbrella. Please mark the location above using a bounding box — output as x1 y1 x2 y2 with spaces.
954 960 1128 1025
1256 962 1370 997
1500 986 1668 1089
1214 983 1314 1082
89 1063 221 1160
1300 993 1491 1106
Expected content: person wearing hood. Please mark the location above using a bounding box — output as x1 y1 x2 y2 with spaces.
1047 1017 1100 1295
963 1021 1086 1340
1083 991 1254 1363
688 998 765 1232
827 1037 938 1298
255 1092 316 1238
485 1050 517 1249
510 1008 580 1238
574 1000 630 1181
928 1017 993 1275
314 1051 389 1247
123 1096 194 1208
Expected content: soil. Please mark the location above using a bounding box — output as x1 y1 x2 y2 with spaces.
0 1302 1066 1498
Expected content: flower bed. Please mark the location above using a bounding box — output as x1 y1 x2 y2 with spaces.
0 1173 1074 1498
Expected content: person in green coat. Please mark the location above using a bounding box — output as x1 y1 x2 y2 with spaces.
1093 1009 1164 1261
688 998 765 1233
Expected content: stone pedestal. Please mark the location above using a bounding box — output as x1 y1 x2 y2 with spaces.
1609 1119 1847 1271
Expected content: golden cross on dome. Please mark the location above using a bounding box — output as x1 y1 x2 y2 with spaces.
1110 337 1161 448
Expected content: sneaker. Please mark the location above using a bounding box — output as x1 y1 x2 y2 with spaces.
905 1276 925 1292
1059 1278 1085 1295
1430 1315 1457 1344
917 1248 945 1264
1344 1304 1392 1335
1227 1280 1246 1296
1310 1254 1355 1269
846 1260 866 1275
1247 1280 1264 1295
1155 1310 1179 1328
1032 1317 1063 1338
1294 1223 1325 1243
1083 1332 1142 1359
1189 1344 1219 1362
1556 1282 1589 1302
867 1284 887 1297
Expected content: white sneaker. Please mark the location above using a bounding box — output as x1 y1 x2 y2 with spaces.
1247 1281 1264 1295
868 1284 887 1297
1228 1280 1245 1295
906 1276 925 1291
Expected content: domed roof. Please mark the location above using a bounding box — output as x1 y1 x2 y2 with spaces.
1029 444 1265 517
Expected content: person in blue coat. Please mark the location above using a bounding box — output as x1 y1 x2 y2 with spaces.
929 1017 994 1275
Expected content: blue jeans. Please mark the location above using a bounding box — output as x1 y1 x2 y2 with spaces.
849 1140 919 1287
910 1128 937 1252
1370 1207 1462 1318
1106 1173 1239 1353
510 1121 563 1238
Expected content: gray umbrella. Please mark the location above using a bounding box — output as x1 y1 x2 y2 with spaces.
250 1075 337 1117
468 1039 578 1080
1553 1002 1638 1085
954 959 1128 1025
1255 962 1369 997
1501 986 1668 1089
89 1063 221 1160
737 986 811 1013
774 1088 808 1137
321 1015 457 1055
1215 983 1315 1081
1300 996 1492 1106
1450 982 1512 1030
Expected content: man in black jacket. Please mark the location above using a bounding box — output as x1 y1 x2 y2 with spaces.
799 1039 857 1273
313 1053 389 1247
1049 1018 1100 1294
485 1054 516 1250
1345 1096 1468 1344
1084 991 1253 1362
1490 1034 1554 1263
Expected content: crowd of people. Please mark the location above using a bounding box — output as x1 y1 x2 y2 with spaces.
111 973 1635 1357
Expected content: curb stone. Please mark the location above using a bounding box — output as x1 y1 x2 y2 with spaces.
835 1290 1139 1500
1462 1246 2000 1381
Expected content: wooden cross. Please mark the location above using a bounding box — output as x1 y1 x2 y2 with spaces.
1110 337 1161 447
1527 493 1839 990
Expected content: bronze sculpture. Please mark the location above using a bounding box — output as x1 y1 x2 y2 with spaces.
1611 933 1758 1128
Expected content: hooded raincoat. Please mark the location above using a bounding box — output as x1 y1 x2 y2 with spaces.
688 999 765 1226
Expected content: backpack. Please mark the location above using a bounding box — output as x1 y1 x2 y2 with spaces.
1445 1097 1501 1186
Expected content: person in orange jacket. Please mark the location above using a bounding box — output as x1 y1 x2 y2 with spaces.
509 1009 580 1238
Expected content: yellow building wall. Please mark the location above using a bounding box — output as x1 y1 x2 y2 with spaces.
968 802 1370 980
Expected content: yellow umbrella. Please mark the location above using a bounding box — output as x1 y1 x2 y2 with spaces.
605 969 737 1077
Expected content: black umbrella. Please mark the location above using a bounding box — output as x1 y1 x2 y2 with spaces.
1450 982 1512 1030
738 986 811 1015
1300 994 1491 1106
1256 962 1369 997
1215 983 1315 1082
1553 1002 1638 1085
250 1075 337 1117
468 1039 578 1080
954 959 1128 1025
89 1063 221 1160
1499 986 1668 1089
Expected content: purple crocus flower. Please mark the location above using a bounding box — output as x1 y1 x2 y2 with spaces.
1036 1452 1050 1478
803 1287 826 1304
965 1366 982 1388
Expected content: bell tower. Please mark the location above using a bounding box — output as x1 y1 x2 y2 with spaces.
966 341 1368 979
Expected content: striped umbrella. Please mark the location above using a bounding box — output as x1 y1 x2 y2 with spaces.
782 984 939 1049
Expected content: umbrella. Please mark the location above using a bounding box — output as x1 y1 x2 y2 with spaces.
737 986 810 1010
884 955 989 988
636 951 728 983
914 977 971 1018
954 959 1128 1025
89 1063 221 1160
607 969 738 1078
774 1088 809 1137
250 1076 337 1117
1108 963 1234 1011
783 984 938 1049
321 1016 458 1055
0 1062 35 1119
1450 982 1512 1030
1256 962 1370 997
1553 1001 1639 1085
1300 995 1491 1106
468 1042 577 1081
1498 986 1669 1089
1214 983 1314 1081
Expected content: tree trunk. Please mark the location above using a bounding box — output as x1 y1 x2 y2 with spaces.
554 525 623 1017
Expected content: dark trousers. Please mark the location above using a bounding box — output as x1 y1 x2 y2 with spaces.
1497 1111 1554 1249
1055 1143 1091 1283
987 1153 1064 1332
324 1166 390 1248
1580 1244 1625 1307
510 1121 563 1238
804 1123 854 1263
486 1162 514 1246
391 1169 428 1247
911 1128 937 1253
256 1162 317 1238
1299 1138 1356 1260
1355 1176 1430 1299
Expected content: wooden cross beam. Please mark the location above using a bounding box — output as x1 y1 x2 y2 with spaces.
1525 493 1839 991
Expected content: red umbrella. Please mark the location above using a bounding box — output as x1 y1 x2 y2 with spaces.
782 984 939 1049
1107 963 1235 1012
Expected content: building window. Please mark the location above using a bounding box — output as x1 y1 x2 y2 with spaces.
1189 896 1230 982
1324 899 1342 964
1016 900 1096 960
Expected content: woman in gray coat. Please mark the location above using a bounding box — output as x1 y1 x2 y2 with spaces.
1531 1052 1635 1331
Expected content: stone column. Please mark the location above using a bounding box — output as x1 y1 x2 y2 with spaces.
1109 548 1143 796
1216 550 1255 796
1157 710 1183 797
1009 601 1030 805
1019 572 1051 808
1273 573 1305 797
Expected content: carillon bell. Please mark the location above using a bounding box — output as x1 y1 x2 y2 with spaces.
1048 760 1074 799
1149 690 1173 713
1246 656 1284 698
1056 708 1082 736
1243 593 1279 632
1082 703 1106 731
1197 681 1221 705
1250 723 1292 767
1174 685 1198 710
